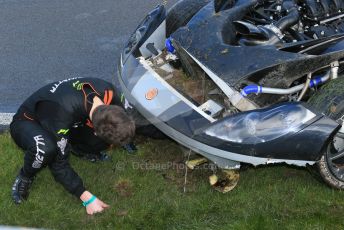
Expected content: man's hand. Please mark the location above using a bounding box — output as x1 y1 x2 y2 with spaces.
86 198 109 215
80 191 110 215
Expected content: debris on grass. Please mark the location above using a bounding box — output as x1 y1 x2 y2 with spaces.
116 209 129 217
115 179 133 198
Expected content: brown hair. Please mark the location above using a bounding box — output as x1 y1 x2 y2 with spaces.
92 105 135 146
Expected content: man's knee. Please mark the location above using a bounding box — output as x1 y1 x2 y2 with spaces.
28 135 57 169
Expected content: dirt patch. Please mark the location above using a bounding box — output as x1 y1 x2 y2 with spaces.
329 204 344 216
150 51 225 108
165 68 219 105
116 209 129 217
115 179 133 198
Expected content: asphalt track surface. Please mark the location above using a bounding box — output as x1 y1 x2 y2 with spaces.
0 0 177 131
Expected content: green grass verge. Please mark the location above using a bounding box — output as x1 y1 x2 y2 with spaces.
1 132 344 229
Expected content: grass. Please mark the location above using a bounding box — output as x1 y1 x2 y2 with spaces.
1 132 344 229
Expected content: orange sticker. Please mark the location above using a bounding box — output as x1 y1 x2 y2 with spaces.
145 88 158 100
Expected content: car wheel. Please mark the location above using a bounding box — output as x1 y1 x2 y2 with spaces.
166 0 211 79
166 0 211 37
308 77 344 189
318 135 344 189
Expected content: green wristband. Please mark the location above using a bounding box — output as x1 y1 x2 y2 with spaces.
83 195 96 207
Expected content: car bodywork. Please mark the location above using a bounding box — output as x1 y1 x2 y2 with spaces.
117 0 344 169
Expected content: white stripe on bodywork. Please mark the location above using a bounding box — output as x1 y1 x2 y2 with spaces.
139 58 216 122
0 113 14 125
339 126 344 134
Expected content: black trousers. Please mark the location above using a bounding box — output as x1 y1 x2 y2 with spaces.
10 119 109 178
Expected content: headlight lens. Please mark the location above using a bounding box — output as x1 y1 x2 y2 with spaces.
204 103 316 144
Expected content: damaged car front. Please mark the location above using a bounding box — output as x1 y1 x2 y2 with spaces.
116 0 344 190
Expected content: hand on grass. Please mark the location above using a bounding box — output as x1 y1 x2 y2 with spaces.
86 198 109 215
80 191 110 215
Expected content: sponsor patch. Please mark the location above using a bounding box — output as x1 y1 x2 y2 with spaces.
32 135 45 169
50 77 80 93
57 138 68 155
57 129 69 135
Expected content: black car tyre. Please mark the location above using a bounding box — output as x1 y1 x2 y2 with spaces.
308 77 344 189
166 0 211 79
318 142 344 189
166 0 211 37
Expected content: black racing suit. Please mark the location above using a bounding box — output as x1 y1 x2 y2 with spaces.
10 77 122 198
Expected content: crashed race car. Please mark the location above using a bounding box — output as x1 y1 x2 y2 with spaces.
116 0 344 191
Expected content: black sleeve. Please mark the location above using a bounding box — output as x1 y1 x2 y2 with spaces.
48 154 86 197
36 101 86 197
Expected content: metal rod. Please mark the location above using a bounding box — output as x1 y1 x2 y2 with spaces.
297 73 312 101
